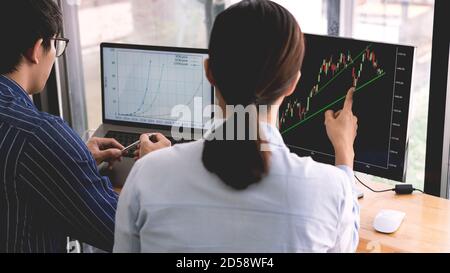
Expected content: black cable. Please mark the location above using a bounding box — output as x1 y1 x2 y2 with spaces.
354 175 394 193
354 175 424 194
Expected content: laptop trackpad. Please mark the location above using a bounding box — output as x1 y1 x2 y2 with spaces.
98 157 135 189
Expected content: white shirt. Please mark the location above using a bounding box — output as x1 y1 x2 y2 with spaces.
114 123 360 253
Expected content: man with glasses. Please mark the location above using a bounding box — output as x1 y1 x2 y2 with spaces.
51 37 70 58
0 0 142 253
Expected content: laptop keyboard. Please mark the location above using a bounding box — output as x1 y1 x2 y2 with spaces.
105 131 190 158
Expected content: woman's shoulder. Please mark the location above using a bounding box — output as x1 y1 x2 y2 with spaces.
276 150 338 175
134 139 205 173
279 151 351 191
124 139 211 199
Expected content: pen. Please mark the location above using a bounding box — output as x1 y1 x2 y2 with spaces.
122 133 154 153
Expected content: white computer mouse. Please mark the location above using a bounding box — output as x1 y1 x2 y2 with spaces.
373 209 406 234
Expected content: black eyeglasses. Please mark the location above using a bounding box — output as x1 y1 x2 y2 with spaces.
50 37 69 57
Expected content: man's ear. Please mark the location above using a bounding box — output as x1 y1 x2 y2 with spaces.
24 39 44 65
204 59 216 86
284 71 301 97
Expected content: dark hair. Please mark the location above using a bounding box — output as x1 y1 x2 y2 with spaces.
0 0 63 74
202 0 305 190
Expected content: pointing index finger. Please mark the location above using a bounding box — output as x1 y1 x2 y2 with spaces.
343 87 355 112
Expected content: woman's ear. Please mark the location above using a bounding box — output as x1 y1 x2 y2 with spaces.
204 59 216 85
24 38 44 65
284 71 301 97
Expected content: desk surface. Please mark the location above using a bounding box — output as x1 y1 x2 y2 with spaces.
357 180 450 253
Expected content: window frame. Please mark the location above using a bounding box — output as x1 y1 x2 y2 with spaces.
424 0 450 197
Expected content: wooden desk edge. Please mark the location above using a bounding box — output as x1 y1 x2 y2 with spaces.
356 180 450 253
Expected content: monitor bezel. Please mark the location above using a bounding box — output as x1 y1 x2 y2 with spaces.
282 33 415 182
100 42 214 133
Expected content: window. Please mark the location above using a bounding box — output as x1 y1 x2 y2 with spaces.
78 0 227 130
351 0 434 190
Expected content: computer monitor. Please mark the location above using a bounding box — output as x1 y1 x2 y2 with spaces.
101 43 213 130
279 34 414 182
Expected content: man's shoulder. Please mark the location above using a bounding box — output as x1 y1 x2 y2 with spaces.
0 94 47 132
0 102 91 163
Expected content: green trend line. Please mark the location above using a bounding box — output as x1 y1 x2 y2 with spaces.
281 71 386 135
317 45 372 94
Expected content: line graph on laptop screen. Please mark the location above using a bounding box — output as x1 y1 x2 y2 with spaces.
102 46 212 128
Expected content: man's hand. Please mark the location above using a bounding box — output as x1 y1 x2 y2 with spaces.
324 87 358 168
133 133 171 160
87 137 124 169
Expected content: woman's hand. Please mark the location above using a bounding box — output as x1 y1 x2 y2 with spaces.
133 133 172 160
324 87 358 168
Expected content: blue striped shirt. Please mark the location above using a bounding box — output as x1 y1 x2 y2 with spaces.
0 75 118 253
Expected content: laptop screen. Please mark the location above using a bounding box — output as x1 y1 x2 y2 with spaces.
101 43 213 129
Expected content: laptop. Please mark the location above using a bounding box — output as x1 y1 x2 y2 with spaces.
93 43 214 187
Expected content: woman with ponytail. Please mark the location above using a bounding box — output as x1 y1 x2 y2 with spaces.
115 0 359 253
